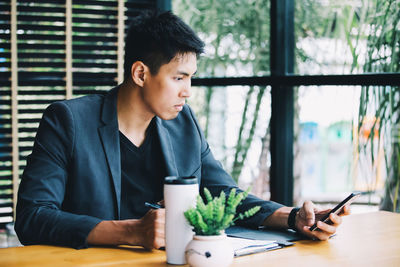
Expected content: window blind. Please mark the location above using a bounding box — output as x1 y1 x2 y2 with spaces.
0 0 13 228
72 0 119 96
0 0 158 229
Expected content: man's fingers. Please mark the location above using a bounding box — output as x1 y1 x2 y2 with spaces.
303 226 330 241
311 228 330 241
154 236 166 249
315 221 336 235
303 212 341 241
319 208 331 214
156 228 165 238
329 213 342 225
340 205 351 216
302 201 316 225
157 200 165 207
154 209 165 239
146 228 165 249
298 201 350 242
155 210 165 229
154 210 165 223
155 208 165 216
140 208 166 250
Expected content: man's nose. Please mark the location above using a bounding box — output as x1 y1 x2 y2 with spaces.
180 80 192 98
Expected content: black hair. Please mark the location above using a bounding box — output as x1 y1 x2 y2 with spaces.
124 10 205 79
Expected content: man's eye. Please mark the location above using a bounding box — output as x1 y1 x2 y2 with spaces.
175 77 183 81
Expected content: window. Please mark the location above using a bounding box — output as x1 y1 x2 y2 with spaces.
294 0 399 209
175 0 400 210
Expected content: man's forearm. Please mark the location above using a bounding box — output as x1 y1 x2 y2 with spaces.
86 219 142 246
262 206 293 229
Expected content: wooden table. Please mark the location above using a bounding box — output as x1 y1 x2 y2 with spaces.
1 211 399 266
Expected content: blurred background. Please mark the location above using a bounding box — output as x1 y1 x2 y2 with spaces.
0 0 399 247
173 0 399 211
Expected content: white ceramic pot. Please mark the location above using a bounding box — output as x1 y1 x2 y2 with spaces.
185 233 234 267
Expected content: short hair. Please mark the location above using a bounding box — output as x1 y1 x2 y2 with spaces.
124 10 205 79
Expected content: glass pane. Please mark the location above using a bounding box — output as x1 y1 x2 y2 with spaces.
295 0 400 74
296 86 360 200
188 86 272 199
295 85 399 212
173 0 271 77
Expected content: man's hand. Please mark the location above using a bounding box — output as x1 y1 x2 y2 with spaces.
295 201 351 241
86 208 165 249
136 208 165 250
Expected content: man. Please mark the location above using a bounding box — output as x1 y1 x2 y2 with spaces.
15 11 349 250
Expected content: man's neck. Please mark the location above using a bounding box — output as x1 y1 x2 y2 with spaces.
117 80 154 147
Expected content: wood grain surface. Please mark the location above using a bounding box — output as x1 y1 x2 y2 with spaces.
1 211 399 267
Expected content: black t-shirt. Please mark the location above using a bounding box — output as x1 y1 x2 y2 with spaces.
119 118 166 219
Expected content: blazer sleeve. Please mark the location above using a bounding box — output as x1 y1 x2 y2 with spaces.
15 102 102 249
187 106 284 228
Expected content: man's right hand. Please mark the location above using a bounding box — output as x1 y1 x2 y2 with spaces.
135 208 165 249
86 208 165 250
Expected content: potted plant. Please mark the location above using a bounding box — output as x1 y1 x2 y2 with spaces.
184 187 260 267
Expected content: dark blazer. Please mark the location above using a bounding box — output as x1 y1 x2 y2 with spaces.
15 86 283 249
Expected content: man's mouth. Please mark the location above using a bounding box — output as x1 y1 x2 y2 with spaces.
174 103 185 111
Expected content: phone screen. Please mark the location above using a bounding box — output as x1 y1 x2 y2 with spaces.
310 192 361 231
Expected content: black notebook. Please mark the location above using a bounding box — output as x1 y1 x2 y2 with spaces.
226 226 304 249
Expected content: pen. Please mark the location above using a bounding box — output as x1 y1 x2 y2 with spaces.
145 202 164 209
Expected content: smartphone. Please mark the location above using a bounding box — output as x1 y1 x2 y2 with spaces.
310 192 361 231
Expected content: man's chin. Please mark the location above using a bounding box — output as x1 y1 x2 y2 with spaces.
158 112 180 121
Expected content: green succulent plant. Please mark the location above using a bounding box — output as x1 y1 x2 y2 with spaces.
184 187 261 235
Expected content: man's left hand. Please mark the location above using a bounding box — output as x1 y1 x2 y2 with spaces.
295 201 351 241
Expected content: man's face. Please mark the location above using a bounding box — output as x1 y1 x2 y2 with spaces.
142 52 197 120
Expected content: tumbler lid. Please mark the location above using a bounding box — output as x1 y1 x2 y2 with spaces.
164 176 198 185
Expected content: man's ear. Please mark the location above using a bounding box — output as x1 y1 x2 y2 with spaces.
130 61 148 87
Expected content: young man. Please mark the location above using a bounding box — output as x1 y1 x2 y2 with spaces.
15 11 349 249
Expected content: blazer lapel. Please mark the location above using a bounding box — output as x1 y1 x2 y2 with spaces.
98 86 179 218
98 87 121 219
156 117 179 177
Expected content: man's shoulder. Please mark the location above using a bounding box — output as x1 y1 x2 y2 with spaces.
63 92 106 109
47 92 106 114
42 91 109 127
